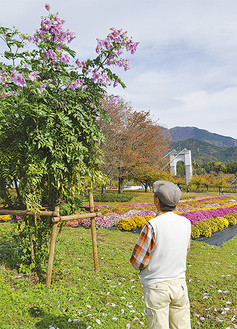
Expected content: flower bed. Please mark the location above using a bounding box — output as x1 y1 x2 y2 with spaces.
66 197 237 240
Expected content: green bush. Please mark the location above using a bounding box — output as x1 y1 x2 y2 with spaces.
93 193 133 203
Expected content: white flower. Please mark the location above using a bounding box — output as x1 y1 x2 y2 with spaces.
216 317 223 322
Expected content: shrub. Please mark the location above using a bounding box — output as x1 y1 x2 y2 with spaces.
224 214 237 226
191 225 200 239
212 218 225 231
116 218 137 231
93 193 133 203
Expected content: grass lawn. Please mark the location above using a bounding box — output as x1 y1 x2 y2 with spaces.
0 218 237 328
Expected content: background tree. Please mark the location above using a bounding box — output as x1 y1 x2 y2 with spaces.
98 96 171 193
189 174 206 192
170 175 185 189
131 167 170 192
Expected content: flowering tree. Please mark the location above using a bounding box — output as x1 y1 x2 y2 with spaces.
0 3 138 275
0 3 138 211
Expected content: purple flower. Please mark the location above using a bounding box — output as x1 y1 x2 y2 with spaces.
112 95 119 106
81 85 87 91
113 80 119 88
60 54 70 64
75 59 81 67
40 83 46 92
68 79 82 89
28 71 38 81
12 70 26 87
44 50 57 60
45 3 50 11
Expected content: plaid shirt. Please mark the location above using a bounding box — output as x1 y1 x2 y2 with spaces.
130 222 156 271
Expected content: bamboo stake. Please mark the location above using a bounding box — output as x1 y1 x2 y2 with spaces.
29 232 35 261
51 211 102 223
0 209 56 216
46 206 59 287
89 190 99 272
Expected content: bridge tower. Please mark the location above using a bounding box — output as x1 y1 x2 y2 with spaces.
170 148 192 185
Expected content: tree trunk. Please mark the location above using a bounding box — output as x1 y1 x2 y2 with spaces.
118 177 124 194
101 185 106 195
13 176 24 207
144 181 148 193
0 176 12 207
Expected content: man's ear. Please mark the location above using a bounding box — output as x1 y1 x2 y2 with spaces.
154 195 161 209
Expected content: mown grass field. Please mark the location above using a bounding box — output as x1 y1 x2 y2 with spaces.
0 191 237 328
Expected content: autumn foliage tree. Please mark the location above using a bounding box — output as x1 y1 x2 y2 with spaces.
98 96 171 193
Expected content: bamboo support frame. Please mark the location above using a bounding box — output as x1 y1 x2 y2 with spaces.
46 206 59 287
89 190 99 272
0 209 56 216
51 211 102 223
1 190 100 287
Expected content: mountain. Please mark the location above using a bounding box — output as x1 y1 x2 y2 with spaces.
170 139 237 164
169 126 237 148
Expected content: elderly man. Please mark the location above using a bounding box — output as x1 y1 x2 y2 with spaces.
130 180 191 329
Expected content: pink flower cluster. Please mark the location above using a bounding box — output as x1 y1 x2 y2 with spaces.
70 27 139 91
33 12 76 47
68 79 87 91
96 27 139 57
11 70 26 87
83 213 122 229
183 196 227 204
181 205 237 225
11 70 39 87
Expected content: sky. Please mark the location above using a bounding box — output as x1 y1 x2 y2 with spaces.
1 0 237 139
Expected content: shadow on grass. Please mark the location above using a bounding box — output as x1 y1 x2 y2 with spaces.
28 306 88 328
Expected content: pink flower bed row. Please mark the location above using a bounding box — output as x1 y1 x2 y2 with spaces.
66 209 156 229
182 196 227 203
180 205 237 225
84 203 155 209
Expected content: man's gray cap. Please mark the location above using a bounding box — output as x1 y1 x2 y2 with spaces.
153 180 182 207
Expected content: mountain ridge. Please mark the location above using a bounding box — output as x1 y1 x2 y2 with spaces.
168 126 237 148
169 138 237 164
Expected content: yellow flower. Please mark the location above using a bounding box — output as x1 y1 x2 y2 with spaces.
191 225 200 239
0 215 12 222
116 218 137 231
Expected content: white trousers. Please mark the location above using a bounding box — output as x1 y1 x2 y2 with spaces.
143 278 191 329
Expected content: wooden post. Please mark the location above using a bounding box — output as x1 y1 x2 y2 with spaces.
89 190 99 272
46 206 59 287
